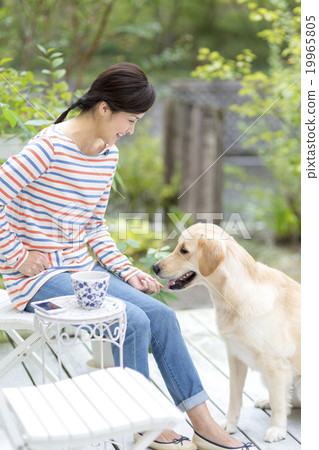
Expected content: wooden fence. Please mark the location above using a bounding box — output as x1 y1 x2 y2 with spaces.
164 82 226 218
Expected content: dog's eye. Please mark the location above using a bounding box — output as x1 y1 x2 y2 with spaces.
180 247 189 255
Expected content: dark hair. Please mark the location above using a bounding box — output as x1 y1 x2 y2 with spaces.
54 62 156 124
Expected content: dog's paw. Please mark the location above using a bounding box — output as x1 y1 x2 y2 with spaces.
264 426 286 442
254 398 271 409
219 418 237 434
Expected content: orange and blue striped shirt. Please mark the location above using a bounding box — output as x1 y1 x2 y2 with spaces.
0 124 139 311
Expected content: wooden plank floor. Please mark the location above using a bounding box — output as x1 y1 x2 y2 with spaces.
0 308 301 450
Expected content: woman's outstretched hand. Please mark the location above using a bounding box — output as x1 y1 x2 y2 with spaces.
128 271 164 295
19 251 50 277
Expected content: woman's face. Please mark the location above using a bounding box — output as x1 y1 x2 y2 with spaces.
98 104 145 146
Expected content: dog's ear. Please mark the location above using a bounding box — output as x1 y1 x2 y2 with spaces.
197 237 225 277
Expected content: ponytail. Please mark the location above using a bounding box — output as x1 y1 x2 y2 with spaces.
54 62 156 124
54 98 85 124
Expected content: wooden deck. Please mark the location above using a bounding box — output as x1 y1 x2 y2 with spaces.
0 308 301 450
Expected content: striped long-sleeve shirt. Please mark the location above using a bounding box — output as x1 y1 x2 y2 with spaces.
0 124 139 311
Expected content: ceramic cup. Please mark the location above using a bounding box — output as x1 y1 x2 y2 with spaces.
71 271 110 310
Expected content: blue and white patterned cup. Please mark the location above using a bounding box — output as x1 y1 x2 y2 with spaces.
71 271 110 310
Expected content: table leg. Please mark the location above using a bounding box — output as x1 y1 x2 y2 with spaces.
42 342 45 384
119 313 127 368
57 323 62 380
100 324 104 369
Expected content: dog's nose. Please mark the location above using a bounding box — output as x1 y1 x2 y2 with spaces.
152 264 161 275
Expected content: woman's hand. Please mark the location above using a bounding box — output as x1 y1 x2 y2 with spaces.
19 251 50 277
128 271 164 295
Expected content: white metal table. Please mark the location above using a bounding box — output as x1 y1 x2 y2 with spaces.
34 295 127 380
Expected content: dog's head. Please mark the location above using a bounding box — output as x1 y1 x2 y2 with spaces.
153 223 228 290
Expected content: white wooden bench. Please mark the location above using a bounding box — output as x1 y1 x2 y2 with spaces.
0 366 183 450
0 289 58 381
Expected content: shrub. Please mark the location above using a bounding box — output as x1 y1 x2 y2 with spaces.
0 46 74 141
114 121 164 215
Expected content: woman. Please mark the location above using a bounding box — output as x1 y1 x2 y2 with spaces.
0 63 254 450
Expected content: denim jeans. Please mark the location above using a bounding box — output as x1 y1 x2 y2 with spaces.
25 264 209 411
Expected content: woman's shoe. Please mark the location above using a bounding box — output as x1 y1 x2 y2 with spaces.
192 431 256 450
134 432 197 450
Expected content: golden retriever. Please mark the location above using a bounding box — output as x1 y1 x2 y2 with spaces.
153 223 301 443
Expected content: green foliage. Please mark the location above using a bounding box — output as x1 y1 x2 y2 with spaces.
114 121 179 216
192 48 256 80
142 35 194 73
0 0 272 86
253 186 300 238
192 0 301 241
116 124 163 215
0 47 73 141
110 219 159 260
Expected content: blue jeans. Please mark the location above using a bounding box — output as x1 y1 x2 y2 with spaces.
25 264 208 411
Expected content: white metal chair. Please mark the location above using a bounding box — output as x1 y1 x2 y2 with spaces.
0 289 58 382
0 366 184 450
